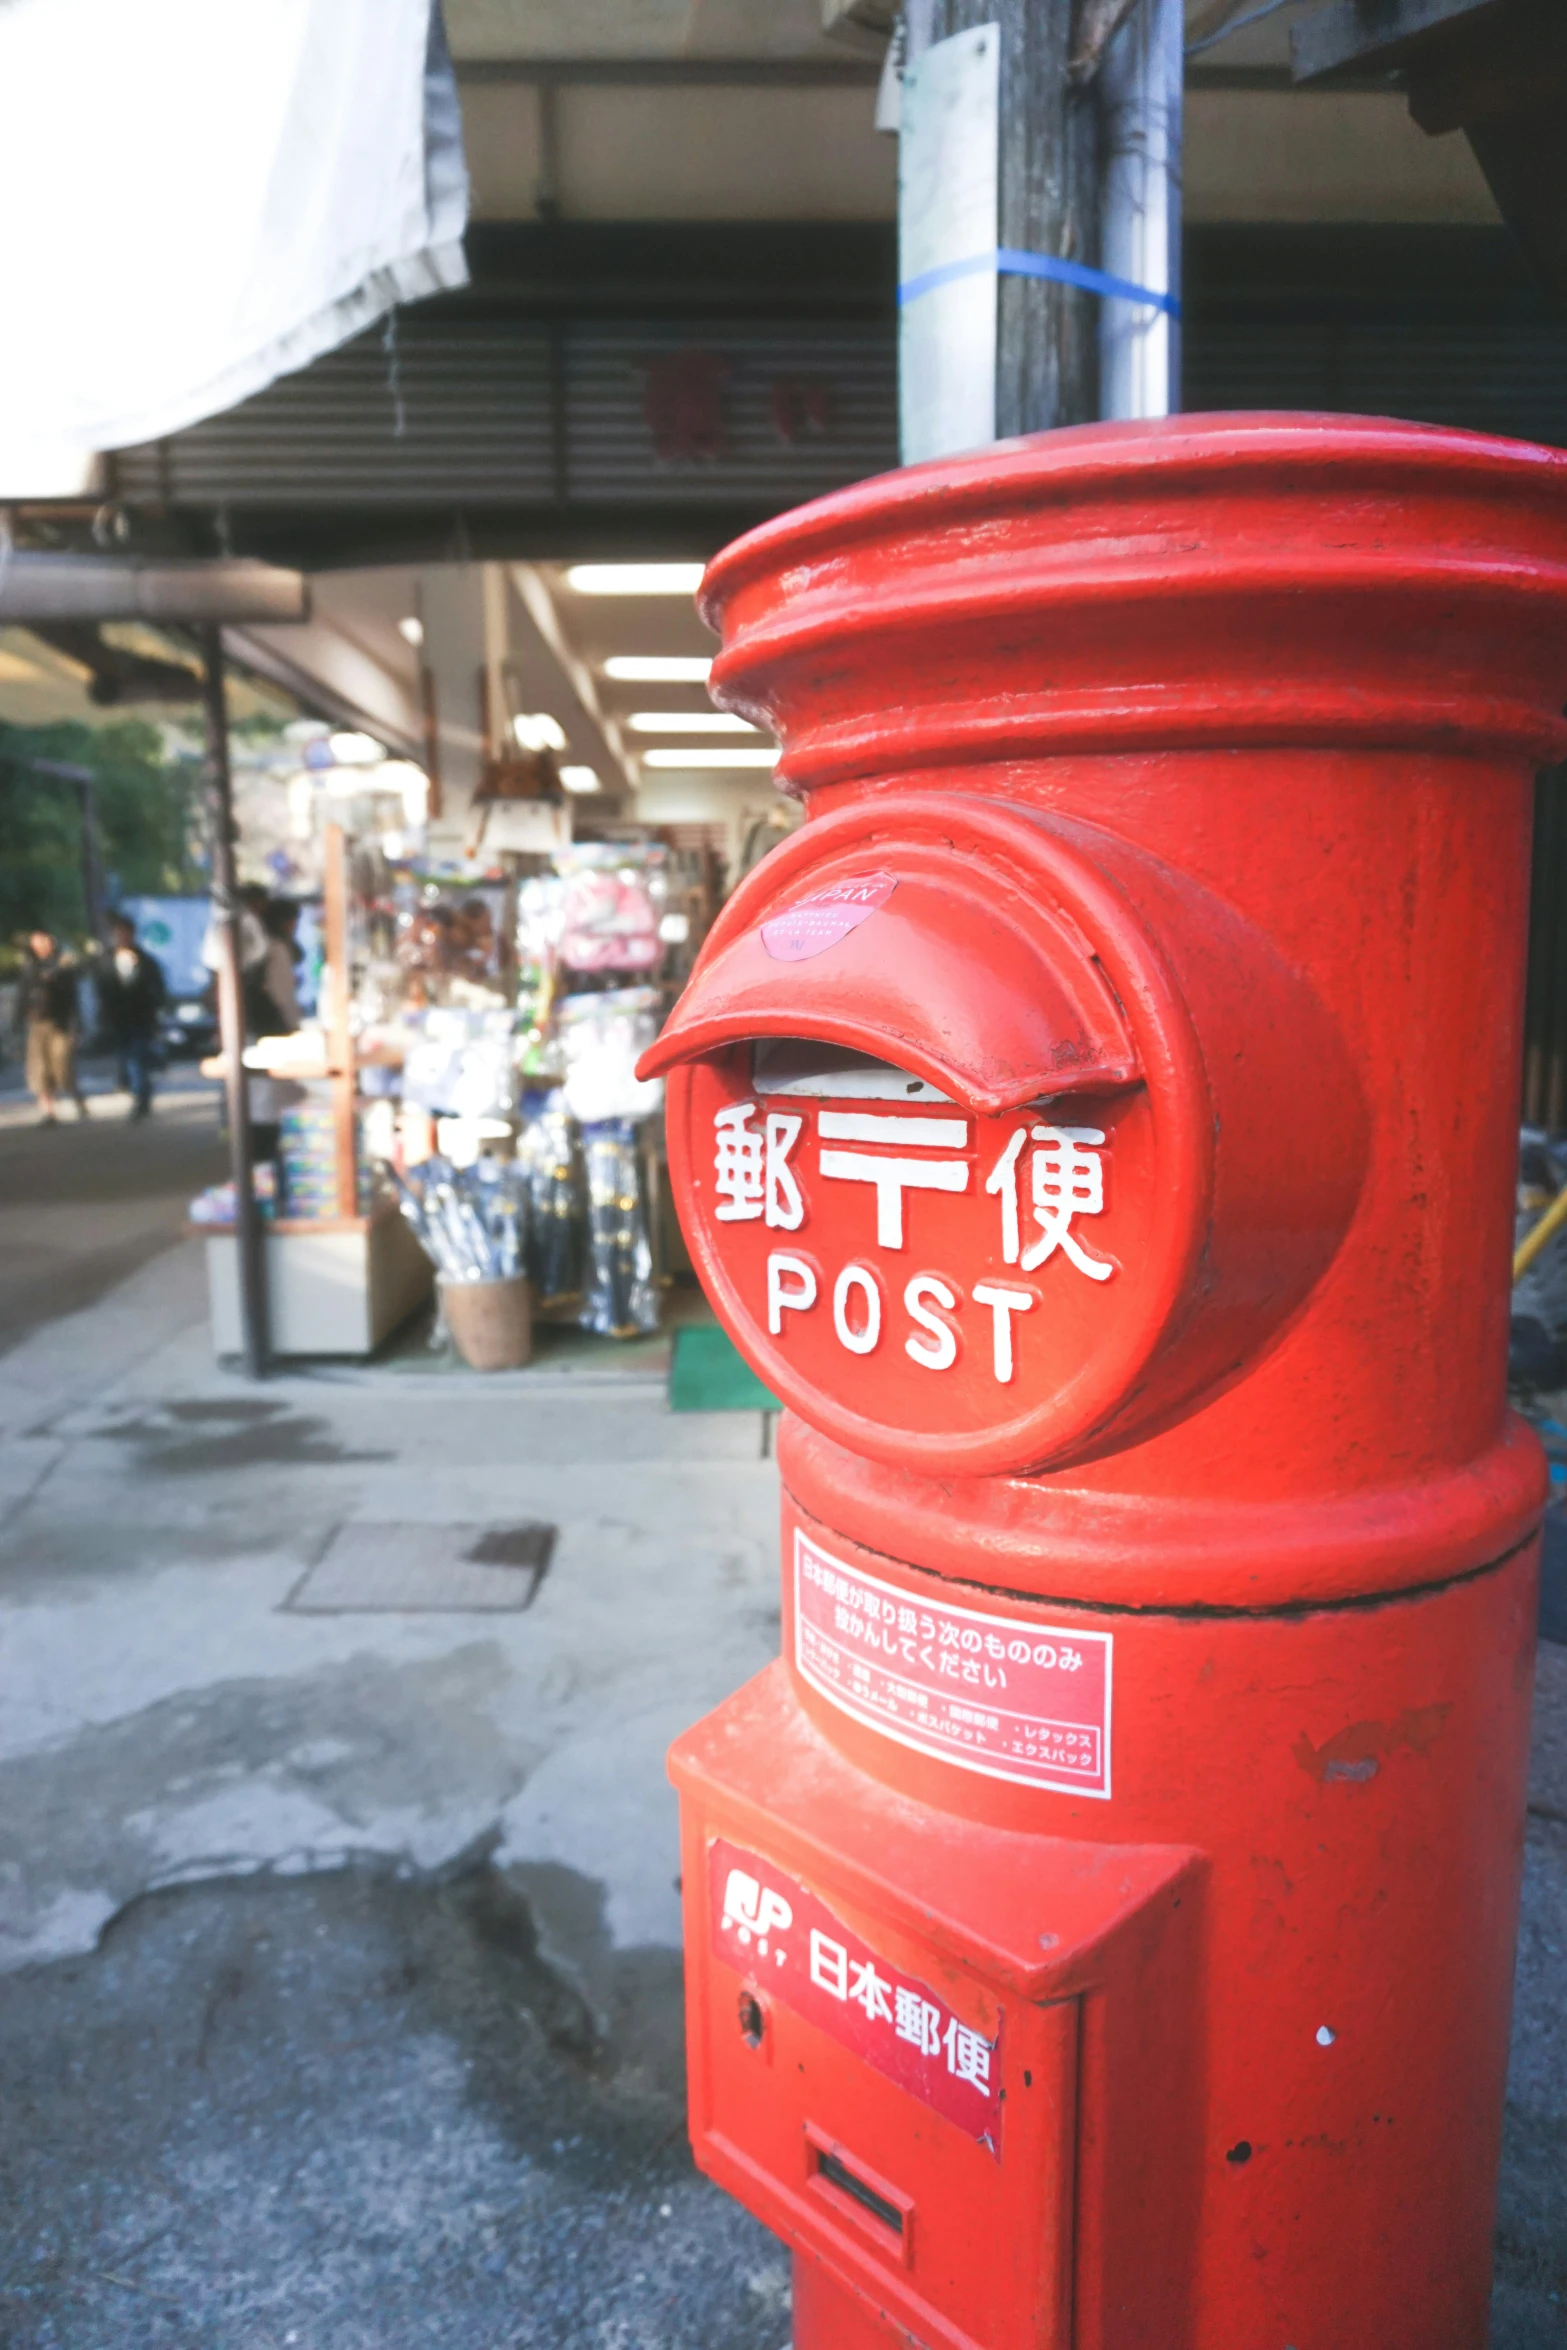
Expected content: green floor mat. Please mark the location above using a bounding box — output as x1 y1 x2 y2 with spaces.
669 1322 780 1412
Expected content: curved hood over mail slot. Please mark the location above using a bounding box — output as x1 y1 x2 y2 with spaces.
637 804 1141 1117
646 791 1367 1476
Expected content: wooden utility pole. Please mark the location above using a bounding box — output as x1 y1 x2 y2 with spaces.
900 0 1181 452
924 0 1100 432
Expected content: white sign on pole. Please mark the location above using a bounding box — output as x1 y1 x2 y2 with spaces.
898 23 1000 467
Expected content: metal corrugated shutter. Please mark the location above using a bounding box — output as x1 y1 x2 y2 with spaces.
114 305 1567 518
566 325 898 506
114 314 899 511
113 319 558 506
1188 322 1567 445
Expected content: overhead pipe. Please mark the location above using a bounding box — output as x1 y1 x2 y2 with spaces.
0 554 308 625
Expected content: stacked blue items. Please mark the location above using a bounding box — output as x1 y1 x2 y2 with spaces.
579 1118 659 1338
278 1093 341 1220
278 1090 370 1220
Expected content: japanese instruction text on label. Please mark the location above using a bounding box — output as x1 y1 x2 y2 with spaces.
794 1529 1113 1798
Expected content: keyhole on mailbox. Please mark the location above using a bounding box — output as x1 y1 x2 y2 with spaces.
738 1990 766 2048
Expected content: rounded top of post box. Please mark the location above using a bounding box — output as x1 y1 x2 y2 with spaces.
698 412 1567 783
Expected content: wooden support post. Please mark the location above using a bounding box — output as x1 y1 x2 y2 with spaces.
322 822 359 1221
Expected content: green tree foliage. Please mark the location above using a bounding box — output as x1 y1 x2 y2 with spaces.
0 720 205 954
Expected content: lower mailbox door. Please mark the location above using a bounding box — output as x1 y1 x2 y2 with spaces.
692 1833 1078 2350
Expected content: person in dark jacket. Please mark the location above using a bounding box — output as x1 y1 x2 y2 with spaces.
97 915 167 1119
16 930 86 1125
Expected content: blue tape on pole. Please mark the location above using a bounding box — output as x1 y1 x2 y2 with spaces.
899 246 1181 319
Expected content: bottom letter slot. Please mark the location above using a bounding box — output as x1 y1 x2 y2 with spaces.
805 2122 916 2265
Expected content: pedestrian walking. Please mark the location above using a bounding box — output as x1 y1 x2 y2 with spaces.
97 914 167 1119
260 897 303 1035
15 930 86 1125
201 887 299 1161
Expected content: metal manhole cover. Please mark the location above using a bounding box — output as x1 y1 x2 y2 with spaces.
285 1521 556 1613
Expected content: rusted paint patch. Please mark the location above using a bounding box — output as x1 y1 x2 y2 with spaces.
1293 1704 1451 1784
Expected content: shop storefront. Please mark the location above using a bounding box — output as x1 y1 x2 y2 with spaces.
192 803 727 1373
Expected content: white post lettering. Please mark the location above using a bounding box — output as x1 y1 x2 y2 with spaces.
971 1282 1034 1384
817 1111 968 1150
984 1126 1028 1264
1022 1124 1113 1279
818 1151 968 1248
764 1111 805 1230
767 1251 818 1334
903 1273 958 1371
714 1101 765 1221
832 1263 882 1355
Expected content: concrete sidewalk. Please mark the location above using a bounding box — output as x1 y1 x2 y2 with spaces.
0 1232 791 2347
0 1203 1562 2343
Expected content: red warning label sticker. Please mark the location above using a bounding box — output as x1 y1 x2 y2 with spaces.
793 1528 1113 1798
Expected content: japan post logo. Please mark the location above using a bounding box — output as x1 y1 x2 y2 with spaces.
721 1867 793 1953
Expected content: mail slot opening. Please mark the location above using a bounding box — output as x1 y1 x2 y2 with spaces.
815 2149 905 2234
754 1039 955 1105
804 2122 916 2260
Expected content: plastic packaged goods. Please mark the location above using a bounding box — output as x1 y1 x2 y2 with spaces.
555 843 668 975
389 1154 529 1284
188 1163 279 1225
277 1091 337 1217
277 1089 373 1218
579 1119 659 1338
403 1006 518 1120
516 871 567 975
515 871 568 1081
557 987 665 1125
516 1093 585 1308
392 882 510 1009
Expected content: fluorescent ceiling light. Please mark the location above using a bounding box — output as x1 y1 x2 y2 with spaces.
641 747 781 769
328 730 384 765
559 764 602 794
566 564 704 596
397 615 423 647
628 711 758 734
379 761 430 825
514 711 568 752
603 655 713 683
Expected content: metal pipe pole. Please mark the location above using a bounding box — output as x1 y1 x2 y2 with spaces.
199 624 268 1378
76 776 104 939
1098 0 1183 420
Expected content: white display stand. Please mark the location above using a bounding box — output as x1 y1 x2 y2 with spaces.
202 1201 430 1360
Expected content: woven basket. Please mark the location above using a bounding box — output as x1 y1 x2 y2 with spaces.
441 1274 533 1371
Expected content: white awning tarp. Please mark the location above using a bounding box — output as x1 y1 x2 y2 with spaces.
0 0 468 489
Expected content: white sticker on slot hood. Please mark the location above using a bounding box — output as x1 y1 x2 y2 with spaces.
760 872 898 962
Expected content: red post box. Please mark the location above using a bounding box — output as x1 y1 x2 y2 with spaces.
637 415 1567 2350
